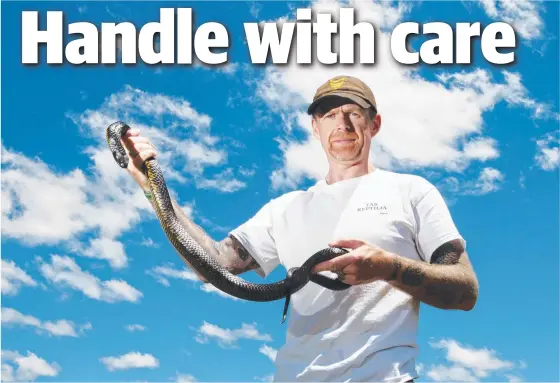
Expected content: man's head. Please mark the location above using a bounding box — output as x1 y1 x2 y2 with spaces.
308 76 381 165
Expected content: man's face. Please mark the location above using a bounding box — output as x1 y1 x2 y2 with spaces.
312 101 380 163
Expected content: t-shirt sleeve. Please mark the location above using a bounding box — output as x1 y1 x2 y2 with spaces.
412 180 466 263
228 200 280 278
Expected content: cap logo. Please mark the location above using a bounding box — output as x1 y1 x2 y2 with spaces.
329 77 346 90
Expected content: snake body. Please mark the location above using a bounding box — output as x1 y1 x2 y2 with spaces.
106 121 350 302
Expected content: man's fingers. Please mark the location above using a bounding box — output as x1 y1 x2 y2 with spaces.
312 254 356 274
329 239 365 250
312 261 334 274
121 131 156 154
128 136 152 145
125 128 141 137
130 143 155 156
341 274 357 285
132 149 157 169
342 263 359 275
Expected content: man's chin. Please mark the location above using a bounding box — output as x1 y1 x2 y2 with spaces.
329 150 362 163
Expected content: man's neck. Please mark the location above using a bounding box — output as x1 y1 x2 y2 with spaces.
325 162 376 185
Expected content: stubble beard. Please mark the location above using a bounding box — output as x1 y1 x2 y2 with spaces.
328 141 363 163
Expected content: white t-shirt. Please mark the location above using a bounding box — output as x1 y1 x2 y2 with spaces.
230 169 465 382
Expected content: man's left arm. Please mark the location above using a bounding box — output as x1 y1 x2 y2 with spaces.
384 238 479 311
313 180 479 311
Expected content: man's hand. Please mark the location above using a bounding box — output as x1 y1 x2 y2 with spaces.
311 239 395 285
120 128 158 192
312 238 478 311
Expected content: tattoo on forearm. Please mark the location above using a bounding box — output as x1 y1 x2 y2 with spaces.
401 265 424 286
233 237 251 261
216 235 259 275
430 240 464 265
388 239 477 310
387 256 402 281
166 199 259 277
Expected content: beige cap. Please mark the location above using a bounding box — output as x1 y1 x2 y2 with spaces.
307 75 377 115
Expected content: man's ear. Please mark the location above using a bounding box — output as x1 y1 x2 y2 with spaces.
370 114 381 137
311 117 320 139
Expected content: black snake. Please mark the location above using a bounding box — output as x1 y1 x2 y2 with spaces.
106 121 350 318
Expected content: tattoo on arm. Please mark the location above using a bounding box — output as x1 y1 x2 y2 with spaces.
430 240 463 265
387 256 402 281
214 235 261 275
147 197 261 280
401 265 424 286
387 239 478 310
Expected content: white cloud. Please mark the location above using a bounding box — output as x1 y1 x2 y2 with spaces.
1 145 113 244
468 167 504 195
462 137 500 162
148 264 245 301
239 166 256 177
0 144 142 269
431 338 514 377
99 351 159 371
106 85 211 129
1 259 38 296
254 374 274 382
249 1 262 18
426 364 478 382
259 344 277 362
506 374 524 383
192 58 240 77
425 338 524 382
197 212 233 234
194 321 272 348
534 132 559 171
200 283 242 301
479 0 545 40
140 237 159 248
71 85 244 184
504 374 523 383
195 168 247 193
125 324 146 332
0 364 13 382
439 167 504 198
147 264 200 287
250 2 554 191
219 63 240 75
1 307 92 337
518 172 526 189
198 62 240 76
1 350 60 382
180 201 195 219
38 254 142 303
176 373 198 382
71 236 128 269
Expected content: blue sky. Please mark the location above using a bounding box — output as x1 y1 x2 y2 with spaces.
1 1 558 382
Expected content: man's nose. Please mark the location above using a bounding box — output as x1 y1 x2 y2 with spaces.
335 114 353 131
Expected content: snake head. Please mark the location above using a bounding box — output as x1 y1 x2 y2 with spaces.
106 121 131 168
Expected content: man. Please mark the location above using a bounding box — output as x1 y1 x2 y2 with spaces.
122 76 479 382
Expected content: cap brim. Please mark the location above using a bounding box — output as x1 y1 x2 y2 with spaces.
307 92 371 115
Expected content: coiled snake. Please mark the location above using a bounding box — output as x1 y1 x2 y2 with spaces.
106 121 351 321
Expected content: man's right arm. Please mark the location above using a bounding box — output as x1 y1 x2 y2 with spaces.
120 128 260 281
167 198 261 281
